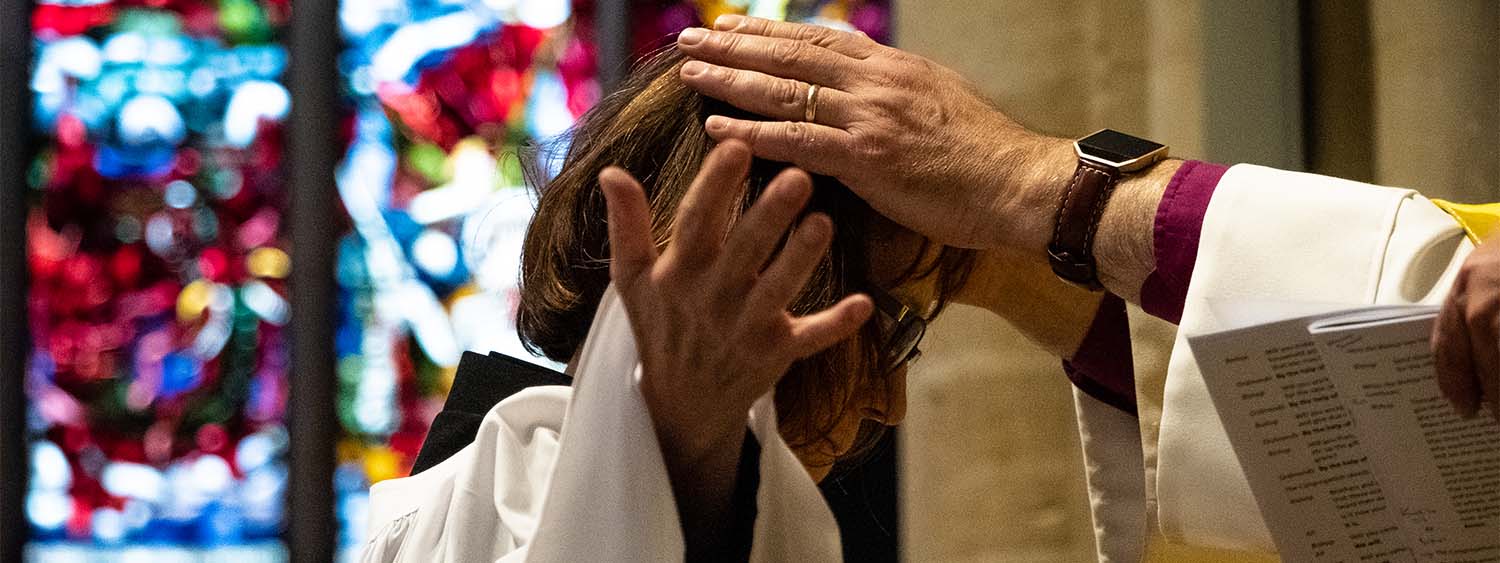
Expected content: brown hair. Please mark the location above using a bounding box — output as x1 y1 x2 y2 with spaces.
516 49 974 454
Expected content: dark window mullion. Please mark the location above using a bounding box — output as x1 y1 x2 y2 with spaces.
286 0 341 561
596 0 634 94
1 0 35 560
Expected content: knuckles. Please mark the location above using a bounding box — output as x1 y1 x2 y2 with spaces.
712 64 738 87
1458 256 1500 284
849 128 892 161
795 24 831 45
1464 294 1499 326
776 79 803 111
783 121 809 148
714 31 745 55
1457 261 1482 282
742 121 768 145
770 40 805 67
865 88 908 114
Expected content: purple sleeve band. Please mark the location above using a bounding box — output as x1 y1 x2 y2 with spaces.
1063 160 1228 414
1139 160 1229 324
1063 292 1136 416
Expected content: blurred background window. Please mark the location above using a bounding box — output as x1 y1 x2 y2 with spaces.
18 1 888 560
26 0 292 560
22 2 1491 563
328 0 595 554
328 0 888 557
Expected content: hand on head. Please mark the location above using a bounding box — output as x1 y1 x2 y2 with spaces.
600 140 874 462
676 15 1075 253
1434 237 1500 421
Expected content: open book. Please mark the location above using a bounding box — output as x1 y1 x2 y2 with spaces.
1187 304 1500 562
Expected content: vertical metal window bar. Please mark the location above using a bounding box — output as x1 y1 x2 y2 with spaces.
596 0 633 94
286 0 340 561
1 0 35 560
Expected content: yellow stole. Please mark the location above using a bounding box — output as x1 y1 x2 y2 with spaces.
1433 200 1500 243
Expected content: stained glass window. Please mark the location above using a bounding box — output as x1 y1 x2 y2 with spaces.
26 0 292 559
21 0 894 559
333 0 596 552
634 0 892 54
329 0 890 554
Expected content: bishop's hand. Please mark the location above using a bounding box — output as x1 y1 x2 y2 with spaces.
676 15 1074 254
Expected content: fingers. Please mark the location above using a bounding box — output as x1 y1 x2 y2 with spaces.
665 140 753 267
599 167 657 285
1464 291 1500 418
680 61 859 127
788 295 875 358
1435 288 1482 418
705 116 854 178
747 213 834 315
710 15 880 59
677 27 858 88
1434 244 1500 421
717 168 813 290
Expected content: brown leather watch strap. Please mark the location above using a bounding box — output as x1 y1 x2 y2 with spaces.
1047 158 1120 291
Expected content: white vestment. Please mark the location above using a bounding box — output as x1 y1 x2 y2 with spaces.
360 287 843 562
1075 164 1476 561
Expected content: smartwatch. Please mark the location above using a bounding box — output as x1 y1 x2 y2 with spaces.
1047 129 1169 290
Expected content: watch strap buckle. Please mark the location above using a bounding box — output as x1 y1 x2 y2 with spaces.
1047 245 1104 291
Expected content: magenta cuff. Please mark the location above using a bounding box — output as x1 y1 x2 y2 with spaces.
1140 160 1229 324
1062 160 1229 414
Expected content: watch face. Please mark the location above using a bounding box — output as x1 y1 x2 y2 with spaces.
1078 129 1164 164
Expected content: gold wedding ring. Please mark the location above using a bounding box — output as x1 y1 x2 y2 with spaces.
804 84 821 123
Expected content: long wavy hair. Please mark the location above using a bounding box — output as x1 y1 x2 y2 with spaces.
515 48 975 458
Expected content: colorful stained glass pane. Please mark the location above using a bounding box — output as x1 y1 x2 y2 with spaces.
21 0 895 560
332 0 887 556
634 0 892 54
333 0 596 553
26 0 292 559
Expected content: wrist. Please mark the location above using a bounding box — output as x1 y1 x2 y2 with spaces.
1023 129 1178 297
1094 158 1178 299
651 404 746 560
982 136 1076 258
652 408 745 465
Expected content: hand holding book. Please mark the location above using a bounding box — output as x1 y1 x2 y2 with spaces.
1189 306 1500 561
1433 238 1500 421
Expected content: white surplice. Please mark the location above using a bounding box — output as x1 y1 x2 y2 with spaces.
1073 164 1476 560
360 287 842 562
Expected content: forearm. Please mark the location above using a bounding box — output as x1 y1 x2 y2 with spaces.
998 137 1179 314
979 149 1176 415
958 243 1104 359
656 419 745 560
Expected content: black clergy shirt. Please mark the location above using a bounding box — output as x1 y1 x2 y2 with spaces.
409 351 900 562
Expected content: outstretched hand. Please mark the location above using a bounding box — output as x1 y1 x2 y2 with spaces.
598 140 873 557
1434 238 1500 421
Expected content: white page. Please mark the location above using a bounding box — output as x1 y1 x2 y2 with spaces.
1310 312 1500 562
1190 317 1413 561
1203 298 1353 332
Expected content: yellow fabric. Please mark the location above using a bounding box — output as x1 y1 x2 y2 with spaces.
1431 199 1500 243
